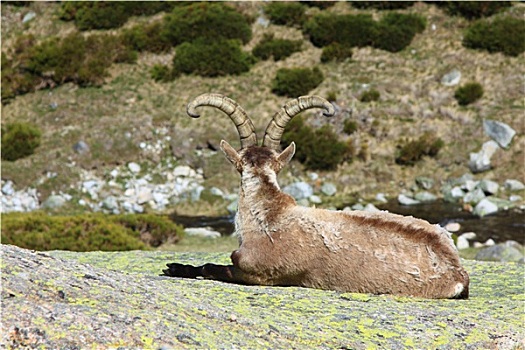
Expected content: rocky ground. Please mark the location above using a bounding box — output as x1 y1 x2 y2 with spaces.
2 244 524 349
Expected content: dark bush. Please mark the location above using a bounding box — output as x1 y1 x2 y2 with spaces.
1 213 183 251
304 13 377 48
162 3 252 47
360 89 380 102
463 16 525 57
1 122 41 161
172 38 254 77
59 1 179 30
151 64 175 82
432 1 512 20
343 119 358 135
395 132 444 166
374 13 426 52
351 2 415 10
264 2 307 27
454 82 484 106
121 22 171 54
300 1 336 9
1 51 39 103
271 67 324 98
26 32 135 87
281 116 352 170
252 33 303 61
320 42 353 63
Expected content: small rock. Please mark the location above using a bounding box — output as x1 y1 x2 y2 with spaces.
42 195 66 209
478 179 499 195
463 188 486 205
468 140 500 173
110 169 119 178
504 179 525 191
137 188 153 204
283 182 313 200
309 195 322 204
415 176 434 190
209 187 225 198
102 196 119 211
473 198 498 217
462 180 479 192
227 200 238 213
461 232 477 240
414 191 437 203
456 236 469 250
509 195 522 202
132 203 144 213
445 222 461 233
173 165 194 178
2 181 15 196
484 238 496 246
375 193 388 203
309 173 319 181
483 119 516 149
128 162 141 174
297 198 310 207
351 203 364 211
397 194 420 206
441 69 461 86
184 227 221 239
73 141 90 155
321 182 337 197
22 11 36 23
364 203 380 212
475 244 524 263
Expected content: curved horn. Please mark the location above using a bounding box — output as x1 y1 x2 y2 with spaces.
187 93 257 149
262 95 335 150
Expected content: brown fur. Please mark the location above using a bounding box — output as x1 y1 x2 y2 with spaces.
164 144 469 299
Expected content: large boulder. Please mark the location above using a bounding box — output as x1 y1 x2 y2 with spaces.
468 140 500 173
2 244 523 349
483 119 516 149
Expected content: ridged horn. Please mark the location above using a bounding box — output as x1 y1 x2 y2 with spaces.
187 93 257 149
262 95 335 150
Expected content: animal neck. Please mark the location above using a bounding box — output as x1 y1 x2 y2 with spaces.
236 167 294 238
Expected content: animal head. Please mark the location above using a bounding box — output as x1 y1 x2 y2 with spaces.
186 93 335 175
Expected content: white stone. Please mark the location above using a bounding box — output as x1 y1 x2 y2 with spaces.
375 193 388 203
509 195 522 202
173 165 194 178
137 188 153 204
309 195 322 204
441 69 461 86
283 182 313 200
473 198 498 217
321 182 337 197
478 180 499 195
110 169 119 178
484 238 496 246
364 203 380 212
504 179 525 191
445 222 461 232
185 227 221 239
483 119 516 149
456 236 470 250
461 232 477 240
128 162 141 173
397 194 420 206
468 140 500 173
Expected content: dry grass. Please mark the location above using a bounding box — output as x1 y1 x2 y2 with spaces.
1 2 524 211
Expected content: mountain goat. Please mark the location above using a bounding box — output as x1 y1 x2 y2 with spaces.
163 93 470 299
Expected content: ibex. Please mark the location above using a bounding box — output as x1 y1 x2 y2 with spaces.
163 93 470 299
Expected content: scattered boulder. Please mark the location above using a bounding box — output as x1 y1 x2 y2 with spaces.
463 188 486 205
127 162 141 174
478 179 499 195
184 227 221 239
42 195 67 210
415 176 434 190
483 119 516 149
321 182 337 197
445 222 461 233
504 179 525 191
475 243 524 263
414 191 437 203
73 141 90 155
397 194 420 206
456 235 469 250
363 203 380 212
309 195 322 204
473 198 498 217
2 181 15 196
283 182 313 200
441 69 461 86
468 140 500 173
22 11 36 23
375 193 388 203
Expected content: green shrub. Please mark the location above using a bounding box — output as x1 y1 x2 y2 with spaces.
320 42 353 63
343 119 358 135
454 82 484 106
281 116 352 170
432 1 512 20
304 13 377 48
172 38 254 77
252 33 302 61
326 91 337 102
395 132 444 166
351 1 415 10
374 13 426 52
1 212 183 251
1 51 39 103
300 1 336 9
271 67 324 98
121 22 171 53
463 16 525 57
264 2 307 27
360 89 380 102
26 32 135 87
59 1 179 30
151 64 175 82
1 122 41 161
162 3 252 47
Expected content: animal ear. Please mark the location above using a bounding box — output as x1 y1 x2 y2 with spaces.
220 140 242 171
276 142 295 171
